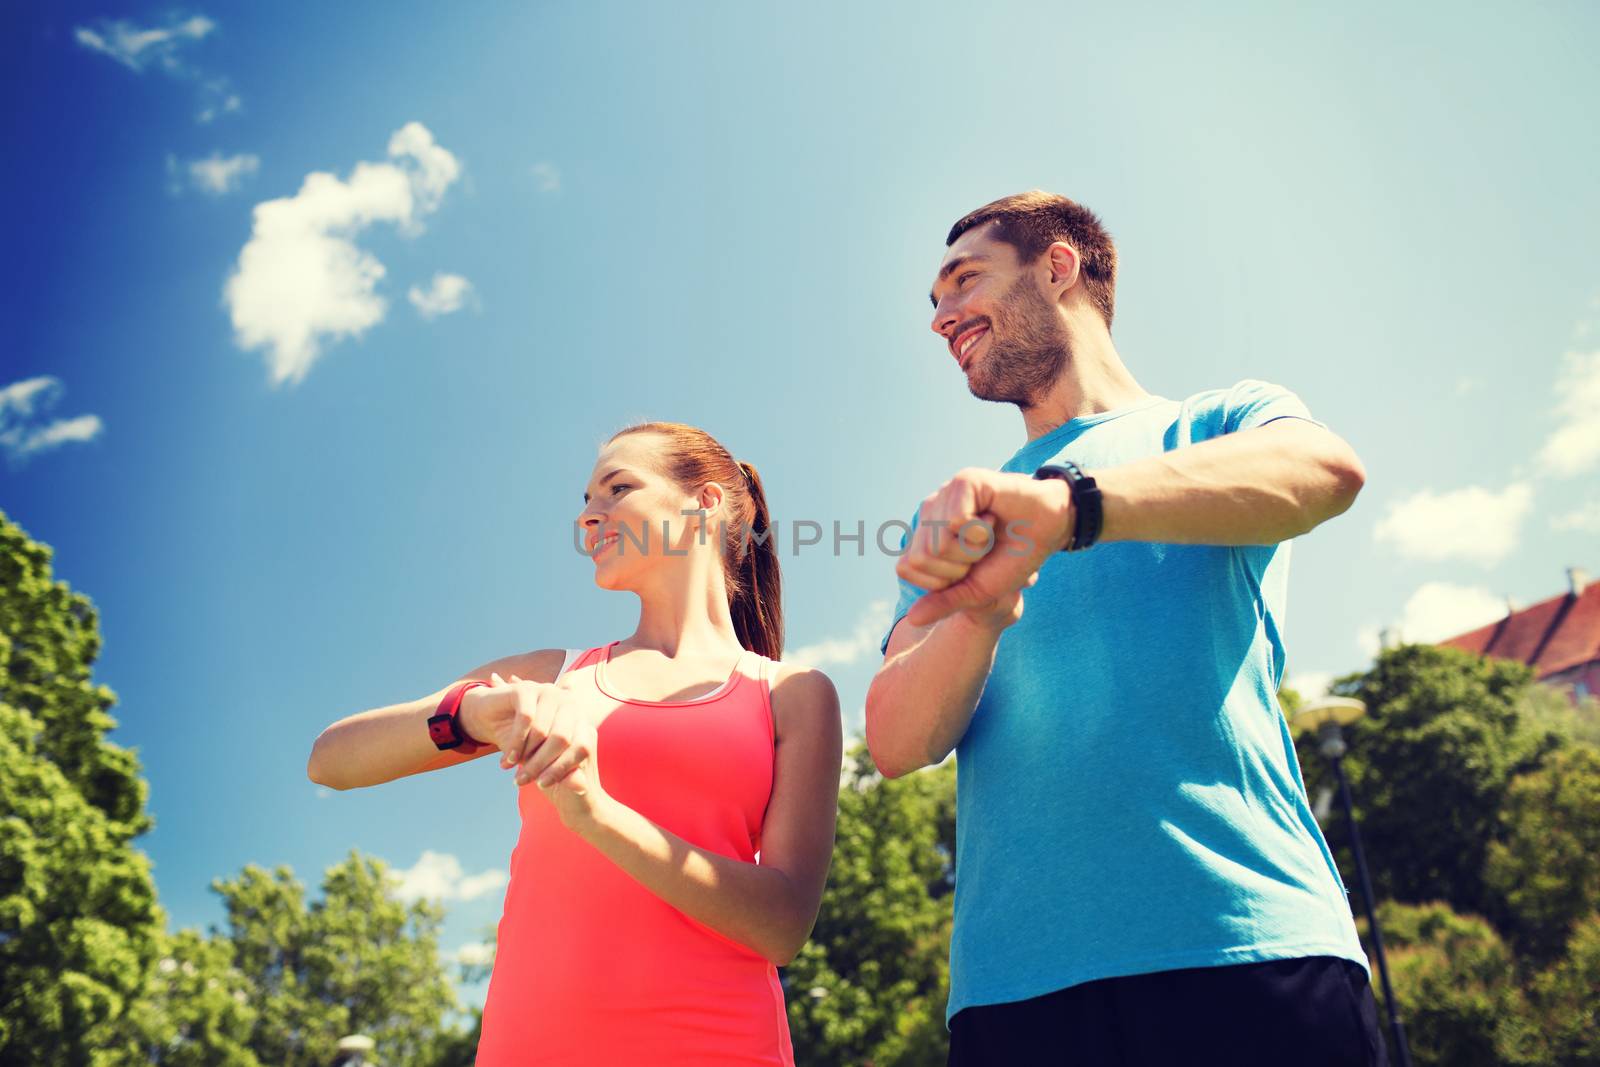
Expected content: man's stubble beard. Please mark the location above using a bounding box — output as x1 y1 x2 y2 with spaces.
967 273 1071 409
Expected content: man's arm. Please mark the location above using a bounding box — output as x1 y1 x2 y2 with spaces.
1096 418 1366 546
900 419 1366 627
864 590 1025 779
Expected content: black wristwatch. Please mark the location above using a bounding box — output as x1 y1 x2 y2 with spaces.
1033 462 1103 552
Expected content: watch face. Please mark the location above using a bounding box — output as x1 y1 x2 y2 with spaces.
427 714 460 749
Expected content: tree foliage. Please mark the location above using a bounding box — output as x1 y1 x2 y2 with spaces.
206 853 463 1067
1485 745 1600 961
1297 644 1562 914
1 511 475 1065
782 744 955 1067
0 511 165 1065
1292 644 1600 1067
1370 901 1539 1067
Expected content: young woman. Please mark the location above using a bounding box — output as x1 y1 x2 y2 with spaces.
307 422 844 1066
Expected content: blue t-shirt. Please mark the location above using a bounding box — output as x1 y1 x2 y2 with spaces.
879 380 1367 1028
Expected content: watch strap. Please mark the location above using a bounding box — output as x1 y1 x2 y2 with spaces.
427 680 490 751
1033 462 1103 552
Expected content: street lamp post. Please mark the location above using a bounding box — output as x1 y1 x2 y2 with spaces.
1292 696 1413 1067
331 1034 375 1067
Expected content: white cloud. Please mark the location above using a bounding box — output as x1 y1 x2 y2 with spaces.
1363 582 1508 653
223 123 463 386
787 600 893 669
530 162 561 192
1287 672 1334 700
1538 350 1600 477
0 376 104 466
1372 484 1533 566
408 273 473 319
454 942 495 967
197 80 242 124
1552 501 1600 534
74 15 214 71
186 152 260 195
74 15 238 123
0 376 59 417
388 850 507 904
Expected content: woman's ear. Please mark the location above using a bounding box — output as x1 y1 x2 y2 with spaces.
697 482 726 519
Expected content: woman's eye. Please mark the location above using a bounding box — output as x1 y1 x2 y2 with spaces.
610 483 631 494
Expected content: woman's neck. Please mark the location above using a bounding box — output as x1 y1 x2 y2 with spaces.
625 555 742 658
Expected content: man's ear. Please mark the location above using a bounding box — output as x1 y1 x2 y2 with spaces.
1045 241 1081 298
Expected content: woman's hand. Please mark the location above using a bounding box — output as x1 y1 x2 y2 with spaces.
457 672 555 769
491 673 614 832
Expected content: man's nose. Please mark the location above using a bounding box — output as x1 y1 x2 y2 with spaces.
931 298 958 339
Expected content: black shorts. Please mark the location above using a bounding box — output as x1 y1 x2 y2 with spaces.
947 955 1387 1067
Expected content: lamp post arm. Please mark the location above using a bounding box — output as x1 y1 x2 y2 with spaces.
1333 755 1412 1067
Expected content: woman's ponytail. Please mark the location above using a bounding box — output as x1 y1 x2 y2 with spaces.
731 461 784 660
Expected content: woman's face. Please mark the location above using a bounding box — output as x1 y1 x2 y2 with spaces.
576 434 722 591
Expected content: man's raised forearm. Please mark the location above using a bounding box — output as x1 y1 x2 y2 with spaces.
865 611 1010 778
1096 420 1366 547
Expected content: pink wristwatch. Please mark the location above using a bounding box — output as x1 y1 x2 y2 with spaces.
428 680 490 751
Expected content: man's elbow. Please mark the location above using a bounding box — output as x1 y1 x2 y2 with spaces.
1325 443 1367 516
863 706 912 779
1297 434 1365 530
866 734 904 779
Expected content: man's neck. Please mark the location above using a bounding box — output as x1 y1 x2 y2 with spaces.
1019 323 1150 442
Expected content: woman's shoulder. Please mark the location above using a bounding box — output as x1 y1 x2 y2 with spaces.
461 647 574 685
766 659 840 718
764 659 842 754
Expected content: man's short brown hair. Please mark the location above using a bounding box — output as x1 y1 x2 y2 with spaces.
947 191 1117 328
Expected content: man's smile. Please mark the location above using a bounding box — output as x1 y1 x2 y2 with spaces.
952 324 989 370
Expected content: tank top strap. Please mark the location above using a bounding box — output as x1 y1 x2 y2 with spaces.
751 651 776 743
558 645 606 679
555 647 584 679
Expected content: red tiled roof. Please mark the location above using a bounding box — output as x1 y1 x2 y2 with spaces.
1440 581 1600 679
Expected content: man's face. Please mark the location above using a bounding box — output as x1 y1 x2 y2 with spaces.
928 223 1068 407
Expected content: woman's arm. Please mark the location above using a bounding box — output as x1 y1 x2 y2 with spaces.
568 663 843 966
306 648 566 791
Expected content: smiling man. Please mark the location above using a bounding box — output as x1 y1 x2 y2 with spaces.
865 192 1385 1066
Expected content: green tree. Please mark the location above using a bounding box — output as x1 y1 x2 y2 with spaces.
1373 901 1541 1067
0 511 165 1065
209 852 464 1067
1527 913 1600 1066
1485 745 1600 962
1299 644 1562 914
783 744 955 1067
123 928 261 1066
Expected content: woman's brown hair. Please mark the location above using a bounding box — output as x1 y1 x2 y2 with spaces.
608 422 783 660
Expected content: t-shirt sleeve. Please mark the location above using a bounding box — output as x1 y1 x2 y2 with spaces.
879 508 930 656
1220 379 1325 434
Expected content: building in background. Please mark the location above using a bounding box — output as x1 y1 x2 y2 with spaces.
1439 568 1600 701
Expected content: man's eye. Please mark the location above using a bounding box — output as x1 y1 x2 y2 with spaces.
958 272 977 286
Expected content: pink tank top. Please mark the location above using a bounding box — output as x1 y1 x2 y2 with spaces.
475 643 796 1066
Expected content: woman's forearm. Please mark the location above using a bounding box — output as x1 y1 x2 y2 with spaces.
573 796 815 966
307 687 480 790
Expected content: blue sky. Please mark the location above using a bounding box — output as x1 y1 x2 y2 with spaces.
5 1 1597 1010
